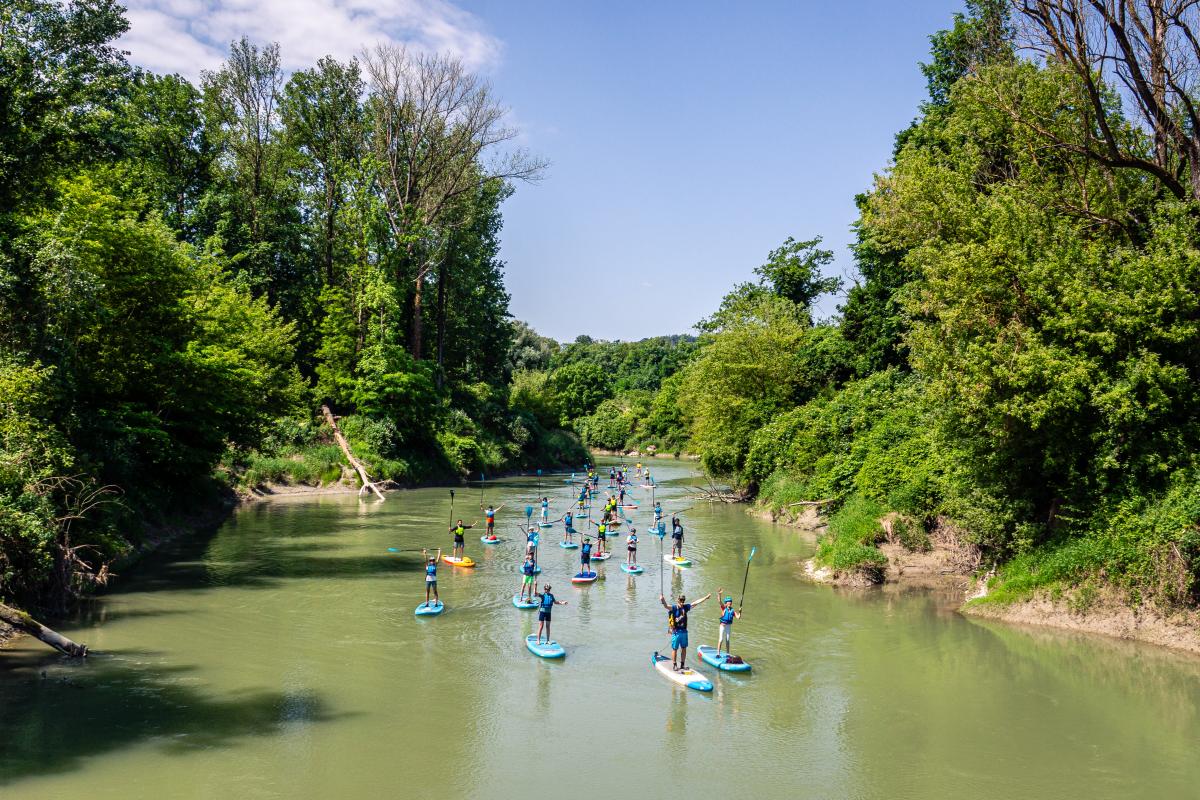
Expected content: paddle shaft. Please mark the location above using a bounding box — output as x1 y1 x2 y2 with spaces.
448 490 456 531
738 547 756 609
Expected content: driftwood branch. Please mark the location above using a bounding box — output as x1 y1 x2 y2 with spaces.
321 405 386 501
0 602 87 657
786 499 837 507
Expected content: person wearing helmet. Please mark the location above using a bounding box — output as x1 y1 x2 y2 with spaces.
535 584 567 644
716 587 742 656
420 548 442 608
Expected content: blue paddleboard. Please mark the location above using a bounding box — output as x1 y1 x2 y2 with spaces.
526 635 565 658
697 645 752 672
571 571 598 584
620 563 644 574
415 600 444 616
513 594 538 610
481 535 500 544
559 540 579 549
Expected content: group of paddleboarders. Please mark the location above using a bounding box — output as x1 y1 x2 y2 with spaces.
418 467 749 672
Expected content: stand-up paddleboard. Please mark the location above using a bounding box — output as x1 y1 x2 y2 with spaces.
651 652 712 692
526 635 565 658
697 645 752 672
415 600 444 616
443 555 475 568
664 555 692 568
481 535 500 544
620 504 639 509
571 571 598 584
620 563 644 575
559 540 579 549
590 551 612 561
513 594 538 610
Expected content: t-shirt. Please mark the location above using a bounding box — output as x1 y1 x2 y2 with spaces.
668 603 692 632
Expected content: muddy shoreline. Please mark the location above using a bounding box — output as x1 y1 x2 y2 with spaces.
759 504 1200 658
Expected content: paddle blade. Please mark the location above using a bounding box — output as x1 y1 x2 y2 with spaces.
749 547 757 561
387 547 398 552
450 489 455 498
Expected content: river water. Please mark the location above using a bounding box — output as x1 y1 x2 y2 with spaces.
3 459 1200 799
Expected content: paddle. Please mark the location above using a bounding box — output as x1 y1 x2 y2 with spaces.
738 547 757 611
386 547 426 553
655 520 667 596
537 467 543 495
480 472 485 508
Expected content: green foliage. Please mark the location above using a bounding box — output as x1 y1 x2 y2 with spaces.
549 361 607 422
814 495 889 572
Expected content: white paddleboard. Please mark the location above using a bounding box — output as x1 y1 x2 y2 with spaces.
651 652 711 691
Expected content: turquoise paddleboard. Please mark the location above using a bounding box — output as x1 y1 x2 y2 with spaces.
513 594 538 610
559 541 579 549
415 600 444 616
620 563 644 574
526 635 565 658
481 535 500 544
697 645 752 672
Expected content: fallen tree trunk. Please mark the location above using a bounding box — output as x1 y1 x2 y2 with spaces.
321 405 386 501
0 602 88 657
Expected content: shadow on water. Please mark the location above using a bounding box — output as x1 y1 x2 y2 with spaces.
0 648 351 786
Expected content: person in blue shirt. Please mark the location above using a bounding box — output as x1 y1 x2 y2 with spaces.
518 554 537 603
420 548 442 608
481 503 505 540
625 528 638 566
539 496 550 523
653 501 663 522
534 584 567 644
579 537 593 572
659 590 712 671
524 525 540 568
562 511 576 543
715 588 741 655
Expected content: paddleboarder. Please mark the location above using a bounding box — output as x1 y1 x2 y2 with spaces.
482 503 505 539
421 548 442 608
580 536 593 572
534 584 567 644
449 519 477 560
659 591 712 671
626 527 638 566
715 588 741 655
540 496 550 524
518 554 537 603
670 515 684 559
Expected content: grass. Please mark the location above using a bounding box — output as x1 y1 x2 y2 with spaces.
813 494 889 572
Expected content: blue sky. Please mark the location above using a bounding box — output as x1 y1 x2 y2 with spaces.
120 0 965 342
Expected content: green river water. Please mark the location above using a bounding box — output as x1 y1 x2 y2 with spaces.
3 459 1200 799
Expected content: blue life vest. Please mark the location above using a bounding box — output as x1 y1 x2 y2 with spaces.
523 561 535 576
540 592 555 610
426 563 437 578
721 608 735 625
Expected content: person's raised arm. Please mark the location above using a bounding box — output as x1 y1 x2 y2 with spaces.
659 594 669 610
436 547 442 560
692 593 713 607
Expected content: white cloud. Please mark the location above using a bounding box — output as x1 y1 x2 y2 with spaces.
118 0 502 80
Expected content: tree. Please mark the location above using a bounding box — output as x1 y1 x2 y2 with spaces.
363 44 546 359
754 237 842 309
1015 0 1200 199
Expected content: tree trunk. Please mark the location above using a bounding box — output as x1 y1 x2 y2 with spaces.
321 404 387 500
0 602 88 657
434 259 448 388
411 277 424 360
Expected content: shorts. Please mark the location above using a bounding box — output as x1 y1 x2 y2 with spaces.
425 577 437 587
538 610 551 622
598 533 606 542
523 575 535 586
627 545 636 553
486 520 495 530
671 533 682 541
581 556 591 566
718 623 731 645
670 630 689 650
454 535 465 545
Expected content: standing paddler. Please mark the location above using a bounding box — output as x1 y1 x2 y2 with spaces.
449 519 477 560
421 548 442 608
659 591 712 672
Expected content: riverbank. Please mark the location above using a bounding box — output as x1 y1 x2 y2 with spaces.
775 502 1200 658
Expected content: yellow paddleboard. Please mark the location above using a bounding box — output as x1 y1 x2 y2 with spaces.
443 555 475 568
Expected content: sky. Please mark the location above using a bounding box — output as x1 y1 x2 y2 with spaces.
119 0 965 342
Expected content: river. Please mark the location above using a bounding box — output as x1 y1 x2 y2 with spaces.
2 459 1200 799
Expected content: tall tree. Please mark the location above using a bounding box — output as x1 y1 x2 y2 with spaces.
363 45 545 359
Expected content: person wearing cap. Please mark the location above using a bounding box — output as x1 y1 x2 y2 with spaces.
420 548 442 608
659 590 712 671
715 586 741 655
534 584 567 644
670 515 684 559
